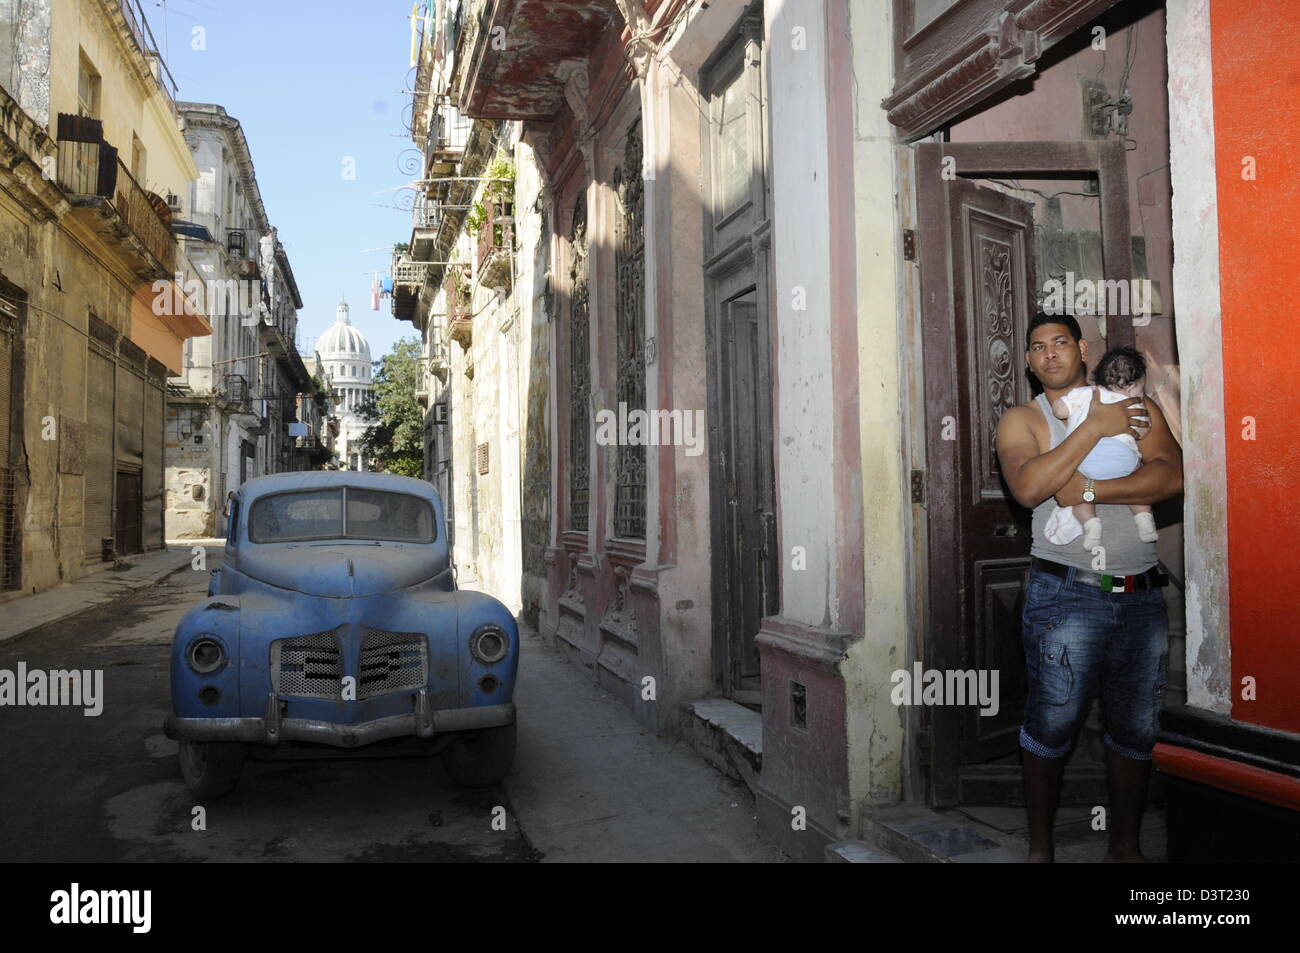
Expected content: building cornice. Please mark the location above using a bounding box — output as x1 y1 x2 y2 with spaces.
177 102 271 234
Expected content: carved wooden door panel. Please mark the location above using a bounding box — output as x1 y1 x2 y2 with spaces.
919 165 1036 804
947 178 1036 766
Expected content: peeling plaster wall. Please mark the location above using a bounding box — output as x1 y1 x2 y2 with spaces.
515 137 551 626
1 0 52 124
768 0 837 628
1166 0 1230 711
841 0 908 811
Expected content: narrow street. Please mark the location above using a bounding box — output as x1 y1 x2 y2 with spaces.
0 559 777 863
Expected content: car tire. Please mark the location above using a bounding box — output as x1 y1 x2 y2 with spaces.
442 721 516 787
178 739 245 798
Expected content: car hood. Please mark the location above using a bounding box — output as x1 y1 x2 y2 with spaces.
238 543 442 597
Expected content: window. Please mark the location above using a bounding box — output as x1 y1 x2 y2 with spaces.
613 121 646 539
130 134 147 184
567 192 590 531
77 53 101 118
715 76 749 219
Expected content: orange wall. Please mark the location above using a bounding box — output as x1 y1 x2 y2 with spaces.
1211 0 1300 733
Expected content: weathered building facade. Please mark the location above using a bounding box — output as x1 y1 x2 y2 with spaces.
0 0 211 597
165 102 319 539
397 0 1297 860
396 4 550 618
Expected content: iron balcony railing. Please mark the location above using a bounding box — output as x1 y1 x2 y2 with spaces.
413 196 444 230
55 117 176 274
392 255 434 286
477 200 513 273
117 0 179 117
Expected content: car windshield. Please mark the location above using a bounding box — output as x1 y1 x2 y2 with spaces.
249 487 436 543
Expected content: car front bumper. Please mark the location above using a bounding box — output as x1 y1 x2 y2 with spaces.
165 692 515 748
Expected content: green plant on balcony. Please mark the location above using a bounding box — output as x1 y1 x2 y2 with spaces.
464 153 515 237
393 241 410 254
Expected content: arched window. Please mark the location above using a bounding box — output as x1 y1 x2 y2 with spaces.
568 190 590 532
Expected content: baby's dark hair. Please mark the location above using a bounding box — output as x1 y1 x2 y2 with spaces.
1093 345 1146 389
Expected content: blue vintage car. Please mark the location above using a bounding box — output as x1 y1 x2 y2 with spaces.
163 471 518 797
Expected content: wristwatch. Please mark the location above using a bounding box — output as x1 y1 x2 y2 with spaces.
1082 478 1096 503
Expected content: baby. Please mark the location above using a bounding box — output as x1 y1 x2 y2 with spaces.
1043 345 1159 550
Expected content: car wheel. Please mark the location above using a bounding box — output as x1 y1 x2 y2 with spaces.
442 722 516 787
178 739 245 798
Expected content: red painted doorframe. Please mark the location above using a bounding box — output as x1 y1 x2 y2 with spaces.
1210 0 1300 734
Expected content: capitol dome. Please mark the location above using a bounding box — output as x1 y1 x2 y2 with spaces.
316 300 374 471
317 300 371 364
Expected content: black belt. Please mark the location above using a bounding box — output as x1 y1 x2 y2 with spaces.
1030 556 1167 593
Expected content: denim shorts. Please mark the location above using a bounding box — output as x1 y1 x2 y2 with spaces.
1019 565 1169 761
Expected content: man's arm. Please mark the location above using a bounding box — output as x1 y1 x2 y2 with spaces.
1053 398 1183 506
996 404 1101 509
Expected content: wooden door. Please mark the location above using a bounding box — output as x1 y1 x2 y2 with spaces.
717 288 778 700
919 164 1037 805
114 470 142 555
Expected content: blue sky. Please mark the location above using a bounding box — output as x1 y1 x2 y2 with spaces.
143 0 423 361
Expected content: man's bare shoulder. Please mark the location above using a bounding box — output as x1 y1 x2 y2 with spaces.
997 401 1045 432
997 401 1049 451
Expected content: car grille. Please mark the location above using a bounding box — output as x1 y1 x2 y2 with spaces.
358 629 428 701
271 629 343 700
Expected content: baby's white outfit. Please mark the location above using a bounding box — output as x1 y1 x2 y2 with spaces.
1043 386 1144 545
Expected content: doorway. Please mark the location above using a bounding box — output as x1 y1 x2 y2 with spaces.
114 469 142 556
701 10 777 708
916 140 1137 805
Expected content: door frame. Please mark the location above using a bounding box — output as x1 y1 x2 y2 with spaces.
699 6 776 704
917 139 1134 805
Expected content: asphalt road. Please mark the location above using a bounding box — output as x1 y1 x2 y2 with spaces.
0 558 536 862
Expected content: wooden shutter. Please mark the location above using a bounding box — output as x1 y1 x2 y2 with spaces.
142 377 164 549
85 349 115 557
0 298 15 587
115 359 144 465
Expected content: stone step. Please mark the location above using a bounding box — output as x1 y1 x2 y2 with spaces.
824 840 904 863
683 698 762 793
858 805 1022 863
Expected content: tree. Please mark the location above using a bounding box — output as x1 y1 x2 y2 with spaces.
357 337 424 477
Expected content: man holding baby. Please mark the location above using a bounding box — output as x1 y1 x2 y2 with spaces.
995 312 1184 863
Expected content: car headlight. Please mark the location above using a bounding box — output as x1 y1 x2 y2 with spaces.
187 636 226 675
469 625 509 665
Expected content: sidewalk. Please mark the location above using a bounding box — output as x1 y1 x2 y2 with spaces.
0 545 203 645
501 619 784 862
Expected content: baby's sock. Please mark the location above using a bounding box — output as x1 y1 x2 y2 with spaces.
1134 511 1158 542
1082 517 1102 551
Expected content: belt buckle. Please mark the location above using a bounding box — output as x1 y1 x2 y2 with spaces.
1101 573 1131 593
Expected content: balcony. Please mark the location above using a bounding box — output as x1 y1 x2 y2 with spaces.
391 252 433 324
221 374 251 413
56 114 176 278
427 339 449 383
113 0 179 120
425 97 474 180
409 197 444 262
445 266 473 351
458 1 618 120
476 200 514 288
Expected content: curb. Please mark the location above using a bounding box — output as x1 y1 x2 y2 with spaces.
0 547 200 647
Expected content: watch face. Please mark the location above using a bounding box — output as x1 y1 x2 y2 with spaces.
1083 491 1095 502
